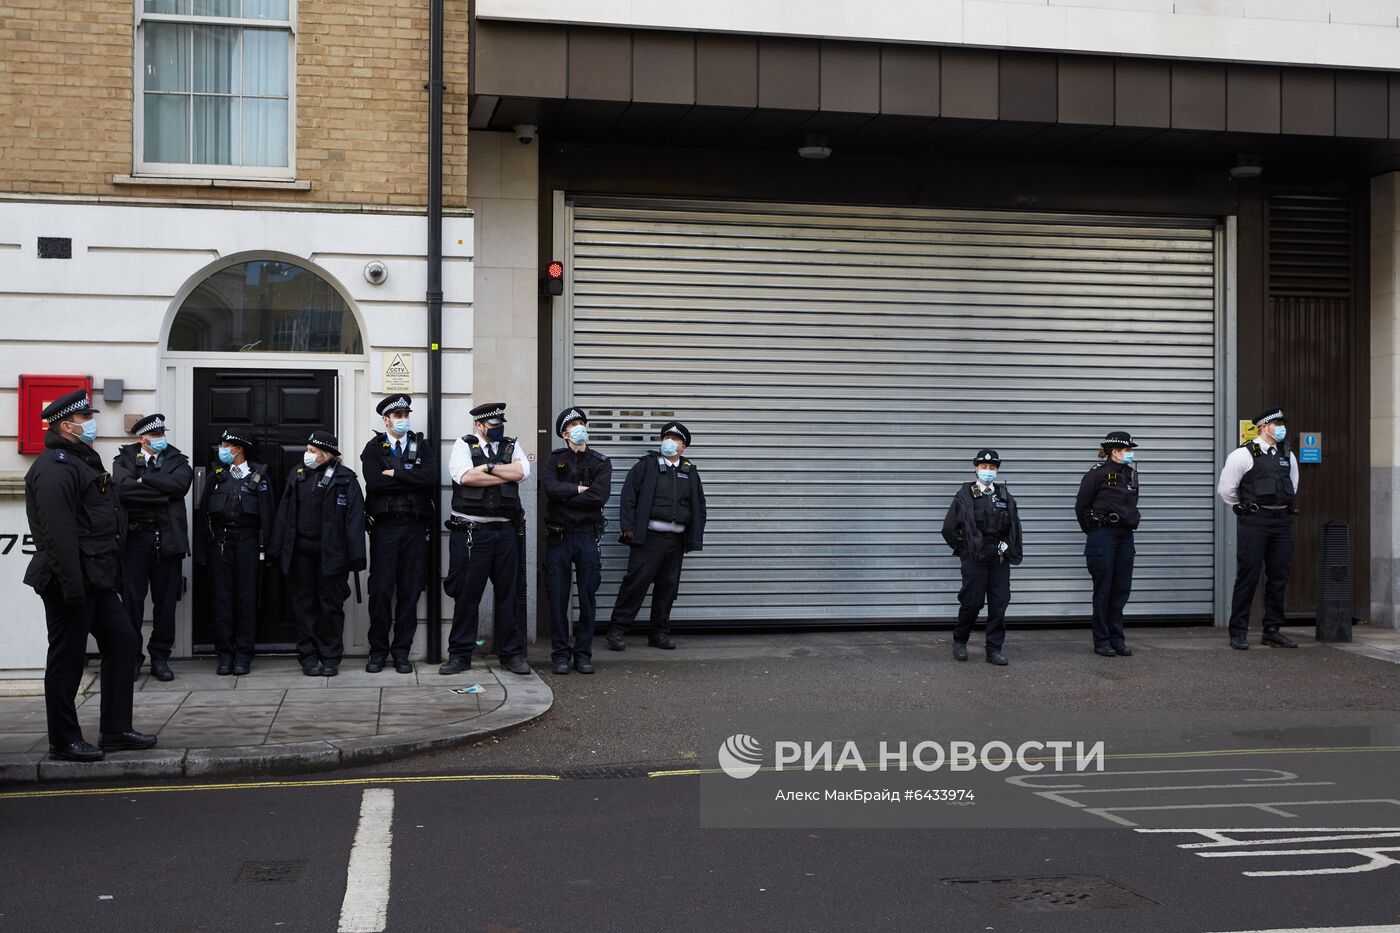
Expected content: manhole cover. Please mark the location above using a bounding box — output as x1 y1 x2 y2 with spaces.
944 875 1159 912
237 860 308 884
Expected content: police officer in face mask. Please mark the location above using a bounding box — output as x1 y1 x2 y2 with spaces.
605 422 707 652
360 395 437 674
941 449 1024 666
441 403 532 676
113 413 192 682
1076 431 1141 658
541 407 612 675
25 390 155 762
270 432 367 677
1218 407 1300 650
198 430 274 675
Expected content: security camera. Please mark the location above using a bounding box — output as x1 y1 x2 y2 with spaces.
363 261 388 285
513 124 537 145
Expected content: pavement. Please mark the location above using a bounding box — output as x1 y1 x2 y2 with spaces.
0 657 553 786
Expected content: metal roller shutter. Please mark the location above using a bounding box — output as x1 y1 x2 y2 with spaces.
562 198 1220 624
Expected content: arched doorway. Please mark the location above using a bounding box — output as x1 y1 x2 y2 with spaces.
160 255 371 657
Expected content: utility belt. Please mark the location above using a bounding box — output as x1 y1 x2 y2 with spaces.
445 517 515 533
546 518 605 544
369 512 426 528
1086 510 1130 530
127 519 159 535
211 522 258 538
1234 502 1293 516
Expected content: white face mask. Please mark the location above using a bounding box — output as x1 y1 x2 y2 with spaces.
303 451 321 470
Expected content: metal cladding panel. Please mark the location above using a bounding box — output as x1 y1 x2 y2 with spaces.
565 199 1219 624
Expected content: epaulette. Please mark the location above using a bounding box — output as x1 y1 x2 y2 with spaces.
212 466 224 474
55 450 67 463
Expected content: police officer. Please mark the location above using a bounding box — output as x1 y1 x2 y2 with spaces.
198 430 274 675
25 389 154 762
940 449 1024 666
541 406 612 675
1075 431 1141 658
270 432 367 677
441 403 532 676
605 421 707 652
360 395 437 674
113 413 191 682
1218 407 1300 650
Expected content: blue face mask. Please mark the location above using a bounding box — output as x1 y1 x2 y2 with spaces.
977 469 997 484
568 425 589 445
1272 426 1286 443
1121 451 1135 464
218 446 235 466
485 425 505 442
79 419 98 444
390 418 411 437
148 436 169 454
659 438 679 458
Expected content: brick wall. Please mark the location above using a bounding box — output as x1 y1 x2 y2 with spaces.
0 0 468 206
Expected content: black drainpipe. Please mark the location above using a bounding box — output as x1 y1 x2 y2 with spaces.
424 0 445 664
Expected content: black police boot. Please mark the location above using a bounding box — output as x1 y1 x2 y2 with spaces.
321 662 340 677
216 659 233 676
1229 635 1249 651
393 657 414 674
438 655 470 675
1094 646 1116 657
985 650 1009 666
648 633 677 650
302 659 322 676
952 641 968 662
606 629 626 652
365 655 386 674
1262 628 1298 649
499 655 532 675
151 659 176 682
551 658 571 675
1113 645 1133 657
231 661 250 676
99 730 158 751
573 656 594 674
49 740 104 762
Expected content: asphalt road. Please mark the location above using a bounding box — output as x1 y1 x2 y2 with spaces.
2 628 1398 933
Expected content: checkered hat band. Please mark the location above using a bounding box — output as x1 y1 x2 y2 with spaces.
45 396 91 423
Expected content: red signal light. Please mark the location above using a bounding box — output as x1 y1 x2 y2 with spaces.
541 260 565 296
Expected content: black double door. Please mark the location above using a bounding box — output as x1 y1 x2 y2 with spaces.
192 368 337 652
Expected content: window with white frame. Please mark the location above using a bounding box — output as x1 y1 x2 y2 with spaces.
136 0 294 178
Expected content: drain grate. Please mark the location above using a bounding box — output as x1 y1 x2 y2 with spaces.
237 860 308 885
558 764 655 780
945 875 1159 912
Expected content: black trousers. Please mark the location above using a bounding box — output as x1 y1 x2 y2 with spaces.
1229 514 1294 637
39 583 138 746
545 530 602 663
211 529 260 665
1085 527 1135 650
368 521 427 661
122 529 181 664
609 532 685 637
954 554 1010 652
290 542 349 664
444 523 522 661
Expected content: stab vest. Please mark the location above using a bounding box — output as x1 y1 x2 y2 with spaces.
1238 443 1295 508
451 436 522 519
367 432 430 518
971 485 1011 555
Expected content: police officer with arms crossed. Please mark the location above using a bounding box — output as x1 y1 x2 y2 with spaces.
113 413 192 682
199 430 274 675
1218 407 1300 650
541 406 612 675
270 432 367 677
1075 431 1141 658
605 421 707 652
441 402 532 676
25 389 155 762
941 449 1024 666
360 394 437 674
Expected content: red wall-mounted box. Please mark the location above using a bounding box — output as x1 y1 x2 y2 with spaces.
18 375 92 455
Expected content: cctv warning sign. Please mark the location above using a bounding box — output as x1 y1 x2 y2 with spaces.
383 353 413 393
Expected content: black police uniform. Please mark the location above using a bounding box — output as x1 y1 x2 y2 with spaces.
607 422 707 648
940 451 1024 661
1075 435 1141 655
444 407 527 667
541 407 612 669
270 434 367 675
1225 409 1298 645
113 416 192 675
198 434 274 671
361 397 437 669
24 392 142 758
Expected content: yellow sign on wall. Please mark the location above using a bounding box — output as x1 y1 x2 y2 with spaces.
1238 420 1259 446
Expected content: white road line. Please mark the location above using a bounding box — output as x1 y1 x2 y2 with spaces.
337 788 395 933
1206 926 1400 932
